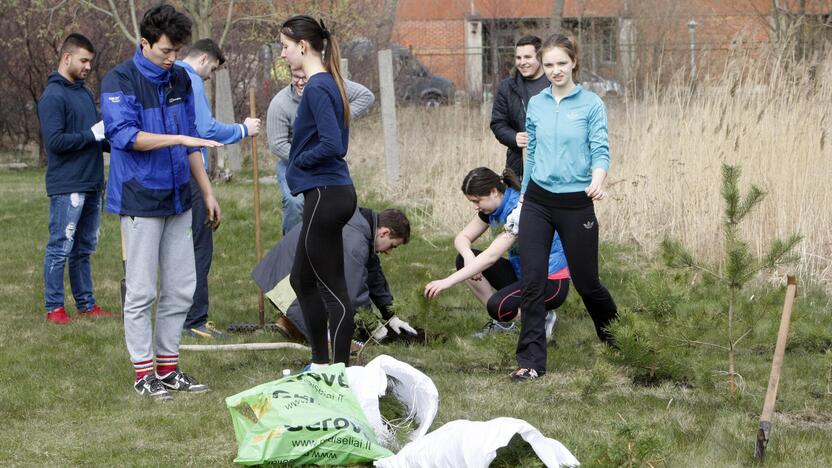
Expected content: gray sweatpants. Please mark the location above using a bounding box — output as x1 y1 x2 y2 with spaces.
121 211 195 365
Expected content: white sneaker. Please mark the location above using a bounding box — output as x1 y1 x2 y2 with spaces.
545 310 557 341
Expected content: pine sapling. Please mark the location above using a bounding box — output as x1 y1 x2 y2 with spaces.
661 163 801 395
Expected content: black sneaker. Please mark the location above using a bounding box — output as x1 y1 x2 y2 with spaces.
134 374 173 401
158 370 210 393
473 320 516 339
510 368 541 382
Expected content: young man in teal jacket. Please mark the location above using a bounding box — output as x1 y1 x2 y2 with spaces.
176 39 260 339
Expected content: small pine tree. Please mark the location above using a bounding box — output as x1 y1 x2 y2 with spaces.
661 163 801 395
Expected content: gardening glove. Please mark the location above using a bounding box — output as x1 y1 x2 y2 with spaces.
91 120 105 141
388 316 417 335
371 323 389 341
504 200 522 236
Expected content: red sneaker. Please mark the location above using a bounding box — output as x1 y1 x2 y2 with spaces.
46 306 72 325
79 304 113 318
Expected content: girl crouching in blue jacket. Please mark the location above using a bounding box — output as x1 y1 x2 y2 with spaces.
424 167 570 349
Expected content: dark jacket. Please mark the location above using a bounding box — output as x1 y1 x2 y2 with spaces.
37 71 105 196
490 73 548 177
251 208 394 341
100 48 200 216
286 72 352 196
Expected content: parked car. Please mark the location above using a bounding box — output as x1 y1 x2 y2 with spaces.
341 38 455 107
581 71 624 98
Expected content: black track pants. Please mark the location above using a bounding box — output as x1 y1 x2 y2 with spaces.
518 188 618 372
290 185 357 365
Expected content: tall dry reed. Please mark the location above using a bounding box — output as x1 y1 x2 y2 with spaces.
349 55 832 288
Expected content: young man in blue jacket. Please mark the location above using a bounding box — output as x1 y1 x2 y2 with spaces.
176 38 260 339
101 5 223 401
38 33 112 325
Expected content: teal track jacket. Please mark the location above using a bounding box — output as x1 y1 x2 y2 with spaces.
521 84 610 194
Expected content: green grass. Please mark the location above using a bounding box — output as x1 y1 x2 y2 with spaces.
1 168 831 467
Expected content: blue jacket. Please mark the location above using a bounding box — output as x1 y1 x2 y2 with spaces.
101 48 200 216
522 85 610 194
176 60 246 168
286 72 352 196
482 188 569 278
37 71 105 196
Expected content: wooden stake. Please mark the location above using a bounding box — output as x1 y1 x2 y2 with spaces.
755 274 798 460
181 342 308 352
249 88 265 327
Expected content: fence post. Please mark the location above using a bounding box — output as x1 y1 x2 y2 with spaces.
465 16 483 102
214 68 241 172
377 49 399 183
340 58 350 80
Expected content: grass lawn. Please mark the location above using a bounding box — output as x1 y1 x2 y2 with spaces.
1 168 830 467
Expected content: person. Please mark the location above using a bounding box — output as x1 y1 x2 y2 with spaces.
38 33 112 325
176 38 261 339
279 16 356 367
424 167 569 342
101 4 222 400
267 66 374 235
514 33 618 382
490 35 548 178
251 207 416 344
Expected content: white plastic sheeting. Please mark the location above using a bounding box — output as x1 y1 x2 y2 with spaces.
374 417 580 468
345 354 439 446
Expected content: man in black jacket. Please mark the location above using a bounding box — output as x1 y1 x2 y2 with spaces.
489 35 547 178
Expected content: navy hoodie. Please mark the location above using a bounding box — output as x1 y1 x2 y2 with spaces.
286 72 352 196
37 71 105 196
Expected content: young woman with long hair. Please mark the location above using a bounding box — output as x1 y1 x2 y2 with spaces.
279 15 356 367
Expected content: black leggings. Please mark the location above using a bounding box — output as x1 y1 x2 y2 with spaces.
455 251 570 322
290 185 357 365
518 186 618 372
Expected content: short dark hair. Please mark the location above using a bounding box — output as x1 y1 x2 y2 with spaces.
515 35 542 51
187 38 226 65
60 33 95 56
140 4 192 47
377 209 411 244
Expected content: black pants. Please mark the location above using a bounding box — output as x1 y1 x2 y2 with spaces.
184 179 212 330
518 186 618 373
290 185 357 365
455 251 570 322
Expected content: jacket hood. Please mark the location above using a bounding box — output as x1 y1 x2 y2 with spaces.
48 70 85 89
132 46 170 85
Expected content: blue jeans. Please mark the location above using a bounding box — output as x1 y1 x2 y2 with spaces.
43 191 101 311
276 159 304 235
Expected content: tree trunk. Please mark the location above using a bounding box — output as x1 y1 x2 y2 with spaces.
378 0 399 47
550 0 565 33
728 287 737 395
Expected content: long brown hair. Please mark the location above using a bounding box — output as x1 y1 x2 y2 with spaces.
281 15 350 126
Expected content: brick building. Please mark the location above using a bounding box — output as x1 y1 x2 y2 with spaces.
390 0 832 96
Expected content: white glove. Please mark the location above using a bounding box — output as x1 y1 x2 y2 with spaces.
388 316 417 335
91 120 105 141
243 117 261 136
504 200 522 236
372 324 389 341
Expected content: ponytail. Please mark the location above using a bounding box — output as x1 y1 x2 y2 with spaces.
501 168 521 190
321 25 350 127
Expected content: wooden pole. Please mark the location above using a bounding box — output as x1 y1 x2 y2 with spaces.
377 49 399 182
181 342 309 352
755 274 798 460
249 88 265 327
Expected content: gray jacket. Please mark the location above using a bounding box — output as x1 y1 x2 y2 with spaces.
251 208 394 341
267 79 375 161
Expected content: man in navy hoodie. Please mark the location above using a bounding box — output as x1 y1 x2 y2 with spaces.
101 5 222 401
38 33 112 326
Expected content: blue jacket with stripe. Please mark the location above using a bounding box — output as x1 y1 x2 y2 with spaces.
101 48 200 216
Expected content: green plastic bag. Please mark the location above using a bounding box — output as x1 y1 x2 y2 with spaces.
226 363 393 466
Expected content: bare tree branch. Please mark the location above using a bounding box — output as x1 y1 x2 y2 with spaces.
219 0 236 49
129 0 139 42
